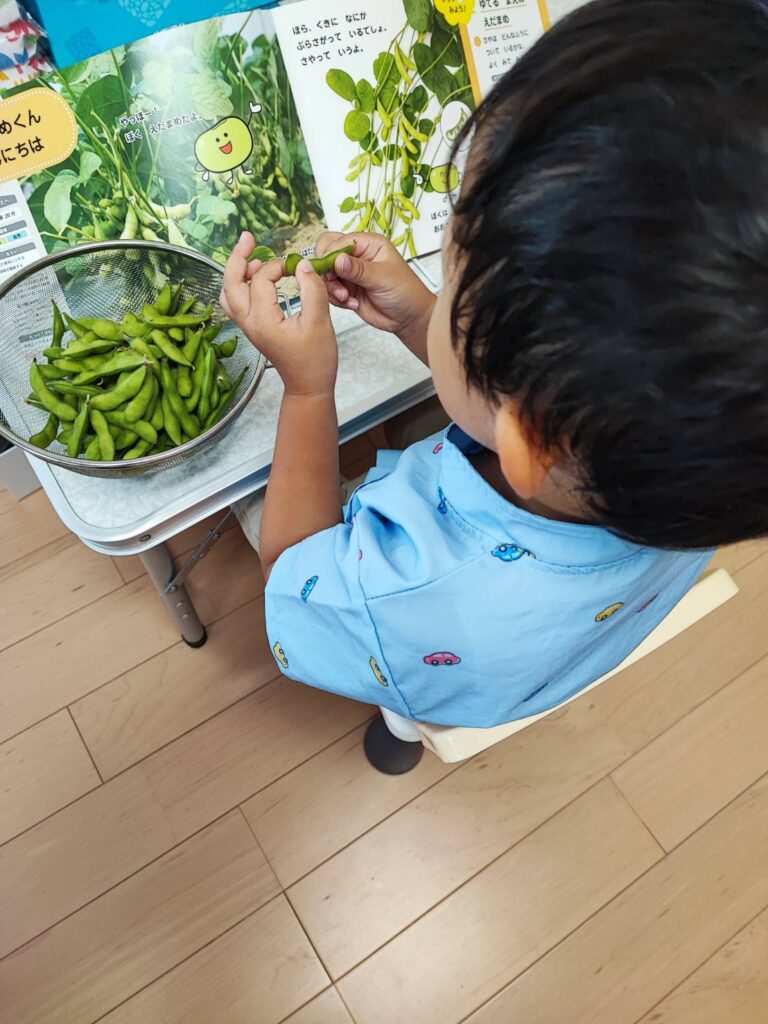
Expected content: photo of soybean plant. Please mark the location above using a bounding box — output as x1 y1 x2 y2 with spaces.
20 12 324 264
325 0 475 257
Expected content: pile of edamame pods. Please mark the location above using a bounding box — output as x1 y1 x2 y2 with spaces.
26 281 249 462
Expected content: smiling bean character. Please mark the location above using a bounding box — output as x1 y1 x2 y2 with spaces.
195 101 261 185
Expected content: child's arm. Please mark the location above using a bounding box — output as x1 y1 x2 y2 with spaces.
222 233 342 580
314 232 437 366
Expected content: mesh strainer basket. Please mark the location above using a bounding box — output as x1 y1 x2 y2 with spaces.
0 240 267 479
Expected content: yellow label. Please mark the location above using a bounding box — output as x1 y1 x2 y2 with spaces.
0 88 78 185
435 0 476 27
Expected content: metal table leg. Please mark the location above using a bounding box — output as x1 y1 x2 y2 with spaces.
140 542 208 647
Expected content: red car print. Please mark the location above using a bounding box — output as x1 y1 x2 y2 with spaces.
424 652 462 666
636 594 659 613
432 442 444 454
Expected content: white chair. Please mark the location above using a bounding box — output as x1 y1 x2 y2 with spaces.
363 568 739 773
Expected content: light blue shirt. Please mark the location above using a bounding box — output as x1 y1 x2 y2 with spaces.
265 425 712 728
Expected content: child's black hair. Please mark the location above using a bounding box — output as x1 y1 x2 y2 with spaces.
450 0 768 549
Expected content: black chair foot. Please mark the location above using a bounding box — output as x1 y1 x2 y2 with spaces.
364 715 424 775
183 627 208 648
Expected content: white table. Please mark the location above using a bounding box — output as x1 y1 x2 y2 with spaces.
28 255 442 646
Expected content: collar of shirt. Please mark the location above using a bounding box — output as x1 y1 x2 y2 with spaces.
439 425 648 568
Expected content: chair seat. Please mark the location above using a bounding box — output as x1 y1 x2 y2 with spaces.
412 569 739 763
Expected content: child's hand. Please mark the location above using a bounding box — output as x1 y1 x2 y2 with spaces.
221 232 338 399
315 232 436 344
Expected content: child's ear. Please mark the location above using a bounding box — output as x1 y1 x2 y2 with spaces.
494 404 554 498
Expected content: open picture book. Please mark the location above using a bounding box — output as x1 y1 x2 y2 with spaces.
2 0 550 286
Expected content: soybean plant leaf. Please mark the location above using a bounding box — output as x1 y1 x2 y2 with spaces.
340 196 356 213
344 110 371 142
327 68 357 102
43 170 78 234
77 76 125 132
413 42 435 80
404 0 433 33
431 20 464 67
373 52 398 90
188 73 233 120
356 78 375 114
409 85 429 114
78 151 101 185
196 194 238 225
193 18 221 65
276 129 294 179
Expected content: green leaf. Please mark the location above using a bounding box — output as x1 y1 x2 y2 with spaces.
373 52 396 87
188 74 233 120
431 19 464 68
419 118 436 137
344 110 371 142
326 68 357 103
76 76 125 132
413 43 457 105
340 196 356 213
196 194 238 225
193 18 222 65
356 78 375 114
78 151 101 185
43 170 79 234
404 0 433 33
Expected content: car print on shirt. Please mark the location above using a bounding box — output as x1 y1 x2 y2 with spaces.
595 602 625 623
636 594 659 613
437 487 448 514
273 642 289 669
300 575 318 602
424 651 462 666
370 656 389 686
432 442 444 454
492 543 527 563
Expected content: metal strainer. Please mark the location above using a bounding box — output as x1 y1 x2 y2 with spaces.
0 240 266 479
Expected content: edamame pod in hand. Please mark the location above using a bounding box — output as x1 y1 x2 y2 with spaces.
284 243 355 277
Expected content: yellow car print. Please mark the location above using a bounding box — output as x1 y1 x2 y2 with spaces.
370 656 388 687
273 642 289 669
595 602 625 623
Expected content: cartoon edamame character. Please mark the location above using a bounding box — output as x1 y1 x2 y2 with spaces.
195 100 262 185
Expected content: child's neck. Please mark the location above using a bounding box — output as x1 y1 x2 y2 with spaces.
469 448 595 527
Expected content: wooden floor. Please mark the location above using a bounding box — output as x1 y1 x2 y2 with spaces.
2 433 768 1024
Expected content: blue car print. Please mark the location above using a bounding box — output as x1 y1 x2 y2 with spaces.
492 543 526 562
300 575 318 602
437 487 448 515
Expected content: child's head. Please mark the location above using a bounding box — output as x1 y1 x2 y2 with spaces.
427 0 768 550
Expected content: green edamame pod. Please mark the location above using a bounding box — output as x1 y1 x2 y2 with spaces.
76 318 123 341
67 399 90 458
64 314 90 339
154 282 173 316
204 367 248 430
161 392 182 446
37 363 70 381
90 365 148 412
49 381 103 398
201 322 223 346
151 397 164 432
150 329 193 367
113 428 139 451
128 337 160 376
104 410 157 445
169 327 185 343
30 362 77 421
176 364 192 398
183 327 203 364
123 438 152 460
90 408 115 461
43 345 66 360
284 243 355 277
29 412 59 449
284 252 302 275
179 296 196 315
74 351 146 385
169 282 184 315
197 347 216 425
210 382 220 408
51 300 65 347
26 396 47 412
66 333 117 358
84 435 102 460
57 428 72 445
124 367 155 422
144 306 212 328
161 359 200 438
212 336 238 359
214 361 231 391
121 313 151 338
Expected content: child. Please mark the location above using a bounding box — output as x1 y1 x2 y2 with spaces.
221 0 768 728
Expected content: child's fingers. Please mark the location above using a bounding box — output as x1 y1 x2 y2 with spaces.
296 259 332 328
247 258 287 325
222 232 256 321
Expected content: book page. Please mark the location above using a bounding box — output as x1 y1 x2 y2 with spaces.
460 0 549 98
273 0 478 260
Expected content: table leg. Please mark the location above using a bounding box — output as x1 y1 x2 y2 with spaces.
140 542 208 647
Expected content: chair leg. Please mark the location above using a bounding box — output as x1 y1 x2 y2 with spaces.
364 715 425 775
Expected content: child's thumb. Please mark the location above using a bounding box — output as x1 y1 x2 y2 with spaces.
296 259 332 326
334 252 384 291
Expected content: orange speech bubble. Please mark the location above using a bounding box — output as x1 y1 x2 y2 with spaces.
0 88 78 184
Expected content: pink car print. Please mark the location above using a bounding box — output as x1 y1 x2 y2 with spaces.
424 651 462 667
